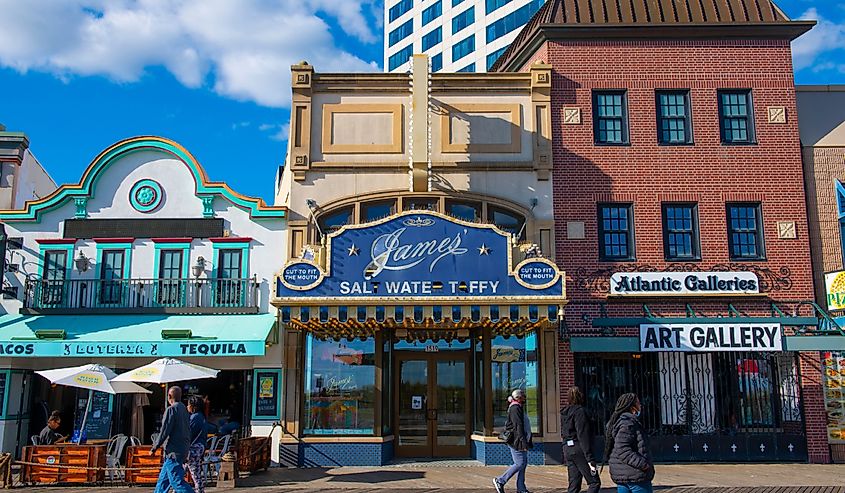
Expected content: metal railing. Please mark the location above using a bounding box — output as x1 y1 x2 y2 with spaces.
23 277 259 314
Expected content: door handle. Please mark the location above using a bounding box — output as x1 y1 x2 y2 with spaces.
426 408 438 421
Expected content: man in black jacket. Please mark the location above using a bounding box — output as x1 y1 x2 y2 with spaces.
561 387 600 493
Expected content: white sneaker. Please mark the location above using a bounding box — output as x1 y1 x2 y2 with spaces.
492 478 505 493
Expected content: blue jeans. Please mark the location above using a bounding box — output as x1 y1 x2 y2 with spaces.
154 456 194 493
617 481 654 493
497 447 528 492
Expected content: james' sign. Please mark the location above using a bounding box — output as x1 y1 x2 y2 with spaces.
640 323 782 352
275 211 564 300
610 272 759 296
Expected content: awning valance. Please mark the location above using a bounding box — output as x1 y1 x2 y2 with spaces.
281 304 559 338
0 313 276 358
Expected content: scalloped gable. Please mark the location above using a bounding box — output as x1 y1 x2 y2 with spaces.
0 136 286 222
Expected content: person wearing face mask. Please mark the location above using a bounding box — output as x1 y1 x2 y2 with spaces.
603 393 654 493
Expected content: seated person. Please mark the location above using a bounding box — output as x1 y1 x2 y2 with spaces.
38 412 66 445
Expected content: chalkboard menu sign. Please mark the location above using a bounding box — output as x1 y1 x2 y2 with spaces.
75 391 113 440
0 372 7 417
253 370 281 420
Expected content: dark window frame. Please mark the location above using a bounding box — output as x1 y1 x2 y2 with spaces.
661 203 701 261
718 89 756 145
445 199 481 222
597 203 635 262
360 200 397 223
318 206 354 233
487 205 525 240
656 90 693 145
726 202 766 261
593 90 630 146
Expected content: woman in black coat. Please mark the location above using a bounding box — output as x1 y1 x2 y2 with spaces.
493 389 533 493
561 387 600 493
604 393 654 493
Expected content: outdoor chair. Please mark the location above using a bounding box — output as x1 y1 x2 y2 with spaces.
205 433 232 478
105 434 129 481
129 436 141 447
30 436 38 446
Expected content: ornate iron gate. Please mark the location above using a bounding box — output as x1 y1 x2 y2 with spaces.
574 352 807 462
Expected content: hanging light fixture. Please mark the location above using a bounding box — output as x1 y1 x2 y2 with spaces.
74 252 91 273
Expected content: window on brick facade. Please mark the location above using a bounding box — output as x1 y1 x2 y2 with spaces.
593 91 629 145
727 203 765 260
656 90 692 145
662 204 700 260
598 204 635 261
718 90 755 144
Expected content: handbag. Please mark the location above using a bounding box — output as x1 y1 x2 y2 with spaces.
498 429 513 443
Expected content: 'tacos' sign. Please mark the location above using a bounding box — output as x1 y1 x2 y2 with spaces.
276 211 564 300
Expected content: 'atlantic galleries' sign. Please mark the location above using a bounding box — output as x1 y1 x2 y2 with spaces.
610 272 760 296
640 323 782 352
275 211 564 300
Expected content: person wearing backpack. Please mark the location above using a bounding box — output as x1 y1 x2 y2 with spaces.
492 389 533 493
603 393 654 493
561 387 600 493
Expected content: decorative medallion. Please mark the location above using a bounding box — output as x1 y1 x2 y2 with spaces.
129 179 163 213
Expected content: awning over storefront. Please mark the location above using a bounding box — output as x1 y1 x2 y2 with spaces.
273 211 567 338
0 313 276 358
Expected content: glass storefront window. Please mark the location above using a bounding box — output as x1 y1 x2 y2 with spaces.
823 351 845 444
474 335 485 433
491 333 539 433
304 335 376 435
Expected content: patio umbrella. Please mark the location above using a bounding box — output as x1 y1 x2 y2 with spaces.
35 364 149 444
111 358 219 384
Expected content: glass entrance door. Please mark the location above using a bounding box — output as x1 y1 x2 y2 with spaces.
395 353 470 457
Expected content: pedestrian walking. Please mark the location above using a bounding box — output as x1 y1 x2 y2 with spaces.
561 387 600 493
151 386 194 493
185 396 207 493
603 393 654 493
493 389 533 493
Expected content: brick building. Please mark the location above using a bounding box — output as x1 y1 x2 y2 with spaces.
495 1 834 463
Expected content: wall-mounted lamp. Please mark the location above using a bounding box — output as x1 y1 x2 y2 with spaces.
192 256 207 278
306 199 325 243
74 252 91 273
557 306 569 341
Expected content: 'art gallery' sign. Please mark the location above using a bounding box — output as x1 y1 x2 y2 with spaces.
640 323 782 352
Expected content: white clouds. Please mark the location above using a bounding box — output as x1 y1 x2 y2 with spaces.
0 0 382 108
793 8 845 71
259 123 289 141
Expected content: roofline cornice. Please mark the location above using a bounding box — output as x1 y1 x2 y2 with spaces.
499 21 816 72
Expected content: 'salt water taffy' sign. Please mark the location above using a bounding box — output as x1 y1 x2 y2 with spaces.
276 211 564 300
640 323 782 352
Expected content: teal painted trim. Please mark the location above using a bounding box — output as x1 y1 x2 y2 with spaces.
211 242 250 306
785 335 845 351
592 316 819 328
0 370 10 419
251 369 283 421
0 137 285 222
129 179 163 213
95 243 133 279
153 243 191 305
37 244 75 278
570 336 639 353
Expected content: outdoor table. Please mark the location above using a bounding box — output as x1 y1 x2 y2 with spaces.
21 444 106 484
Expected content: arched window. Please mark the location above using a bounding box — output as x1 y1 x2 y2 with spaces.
488 205 525 240
318 206 353 233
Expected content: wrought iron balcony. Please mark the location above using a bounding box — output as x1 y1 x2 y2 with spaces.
22 277 260 315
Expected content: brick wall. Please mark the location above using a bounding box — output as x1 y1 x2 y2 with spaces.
538 38 826 462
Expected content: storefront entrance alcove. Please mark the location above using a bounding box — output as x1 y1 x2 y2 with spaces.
394 338 472 458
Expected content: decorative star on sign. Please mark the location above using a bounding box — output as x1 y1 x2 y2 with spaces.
478 244 491 256
347 244 359 256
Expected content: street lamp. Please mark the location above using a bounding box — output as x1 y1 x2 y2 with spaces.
74 252 91 273
192 256 207 278
557 306 569 341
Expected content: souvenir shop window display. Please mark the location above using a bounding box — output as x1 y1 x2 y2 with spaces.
823 352 845 443
304 335 376 435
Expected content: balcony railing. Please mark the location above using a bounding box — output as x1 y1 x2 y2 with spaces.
22 277 260 314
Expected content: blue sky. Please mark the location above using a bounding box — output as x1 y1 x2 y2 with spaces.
0 0 840 202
